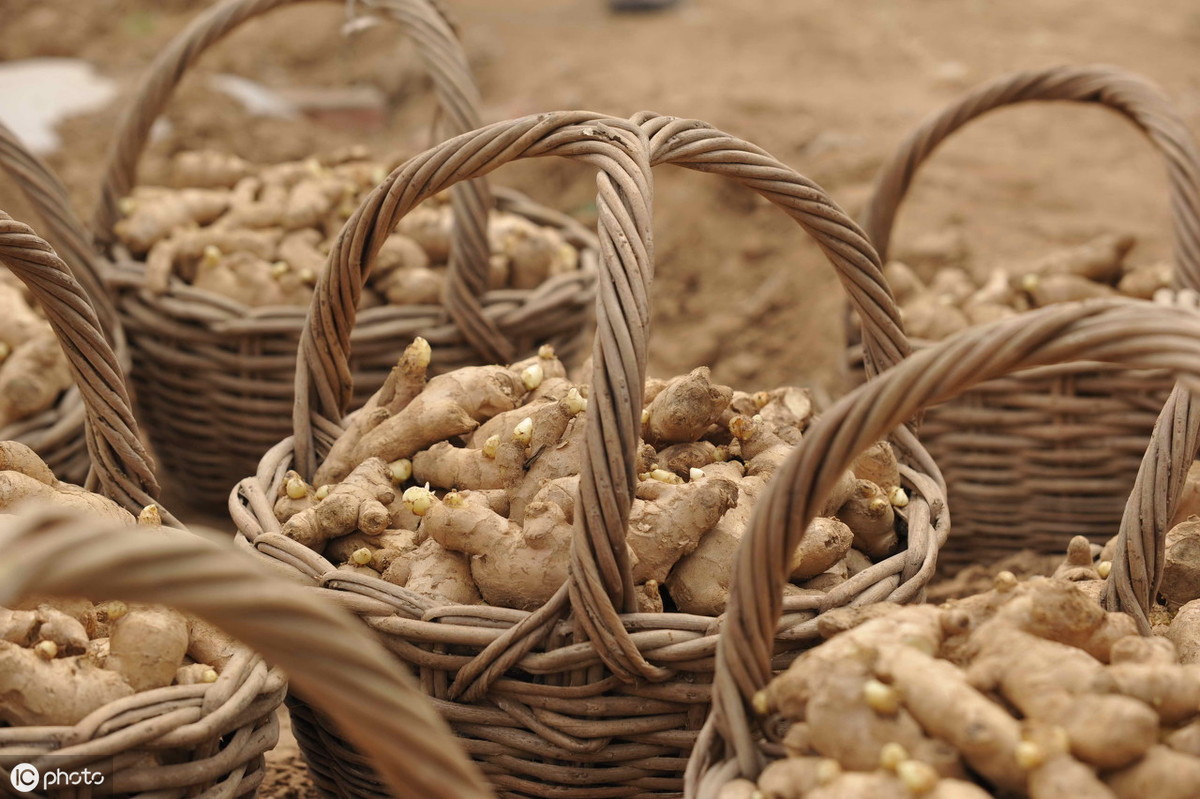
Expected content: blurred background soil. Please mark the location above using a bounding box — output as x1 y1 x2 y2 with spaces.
3 0 1198 791
6 0 1200 400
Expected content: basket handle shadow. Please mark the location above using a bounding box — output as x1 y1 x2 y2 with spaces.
695 298 1200 786
0 504 494 799
89 0 509 362
0 214 165 521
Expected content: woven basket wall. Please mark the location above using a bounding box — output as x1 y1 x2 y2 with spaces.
89 0 599 507
691 299 1200 798
846 65 1200 570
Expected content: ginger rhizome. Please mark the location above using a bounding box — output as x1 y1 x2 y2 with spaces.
114 149 581 305
0 281 72 429
887 232 1168 342
750 539 1200 799
276 341 912 614
0 450 236 728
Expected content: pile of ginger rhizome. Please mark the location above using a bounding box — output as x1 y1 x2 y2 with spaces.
884 231 1171 342
0 271 71 430
734 532 1200 799
273 337 912 616
0 442 242 729
113 148 580 304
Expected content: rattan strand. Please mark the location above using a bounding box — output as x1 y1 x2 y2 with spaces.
852 65 1200 566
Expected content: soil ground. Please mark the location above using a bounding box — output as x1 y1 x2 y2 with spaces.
3 0 1199 794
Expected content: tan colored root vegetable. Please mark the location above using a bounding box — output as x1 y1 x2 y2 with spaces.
0 282 50 348
876 643 1027 794
1022 232 1134 284
282 458 395 549
851 441 900 491
34 605 89 655
627 476 738 584
0 336 72 427
170 149 250 188
789 517 854 580
1160 519 1200 611
837 479 897 559
882 261 925 304
757 386 814 435
928 267 976 303
0 608 38 645
104 608 189 692
642 367 733 446
1104 745 1200 799
655 441 722 478
396 204 452 262
273 470 315 523
1168 599 1200 665
379 265 445 305
1117 262 1172 299
1021 722 1116 799
188 616 240 671
115 188 230 252
398 538 482 605
175 663 219 686
341 365 526 480
900 293 970 341
1023 273 1118 306
0 640 134 726
0 441 55 485
756 757 843 798
0 470 135 523
968 627 1157 769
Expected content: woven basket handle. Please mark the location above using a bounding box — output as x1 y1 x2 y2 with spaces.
0 121 120 341
701 299 1200 781
0 504 493 799
0 213 163 519
861 65 1200 289
90 0 511 363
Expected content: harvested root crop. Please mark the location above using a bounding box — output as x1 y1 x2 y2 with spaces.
893 232 1163 342
113 149 583 305
0 283 72 428
749 538 1200 799
281 340 911 617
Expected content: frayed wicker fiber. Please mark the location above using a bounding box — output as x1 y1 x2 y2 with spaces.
0 505 492 799
90 0 599 506
846 65 1200 570
688 299 1200 798
231 109 948 798
0 120 127 487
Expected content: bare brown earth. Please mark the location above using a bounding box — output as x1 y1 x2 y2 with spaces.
3 0 1199 793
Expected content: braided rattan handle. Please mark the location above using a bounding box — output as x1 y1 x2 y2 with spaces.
0 213 163 518
0 121 120 340
0 504 493 799
90 0 509 362
702 299 1200 781
861 65 1200 288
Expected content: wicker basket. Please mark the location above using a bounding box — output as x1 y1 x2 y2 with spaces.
0 504 494 799
846 64 1200 570
0 120 128 487
688 298 1200 798
231 109 948 798
89 0 599 507
0 216 292 794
